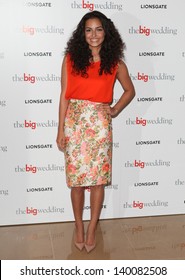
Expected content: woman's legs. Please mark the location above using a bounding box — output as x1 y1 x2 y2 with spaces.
86 185 104 245
71 187 85 243
71 185 105 246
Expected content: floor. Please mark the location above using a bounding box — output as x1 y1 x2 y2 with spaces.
0 214 185 260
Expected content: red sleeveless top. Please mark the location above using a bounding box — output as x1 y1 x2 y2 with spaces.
65 55 117 103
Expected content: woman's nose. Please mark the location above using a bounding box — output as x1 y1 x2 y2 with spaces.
92 30 96 37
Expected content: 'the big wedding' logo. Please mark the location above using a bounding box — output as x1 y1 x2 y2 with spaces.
16 206 64 216
12 73 60 83
129 25 177 36
22 25 64 35
125 159 171 168
71 0 123 11
15 164 64 173
123 200 168 209
130 72 175 82
126 117 173 126
14 120 58 129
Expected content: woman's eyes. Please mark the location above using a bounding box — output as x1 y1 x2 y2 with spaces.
85 28 103 32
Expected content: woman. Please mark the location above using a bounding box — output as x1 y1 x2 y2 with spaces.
56 10 135 253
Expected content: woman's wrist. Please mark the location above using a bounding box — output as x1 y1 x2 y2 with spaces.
57 124 64 133
111 106 119 117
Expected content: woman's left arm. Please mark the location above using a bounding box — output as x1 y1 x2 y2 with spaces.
110 60 135 117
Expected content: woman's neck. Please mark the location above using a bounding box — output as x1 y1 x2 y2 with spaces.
92 54 100 62
90 47 101 62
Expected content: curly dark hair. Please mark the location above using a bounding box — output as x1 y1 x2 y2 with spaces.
65 10 126 77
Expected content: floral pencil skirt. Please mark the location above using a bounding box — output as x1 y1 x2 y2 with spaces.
64 99 112 187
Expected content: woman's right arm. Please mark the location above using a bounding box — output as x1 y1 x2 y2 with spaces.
56 56 69 152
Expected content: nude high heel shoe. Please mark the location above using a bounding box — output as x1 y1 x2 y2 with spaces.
74 227 84 251
85 225 97 253
85 241 96 253
75 241 85 251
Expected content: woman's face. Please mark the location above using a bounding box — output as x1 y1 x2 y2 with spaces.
85 18 105 50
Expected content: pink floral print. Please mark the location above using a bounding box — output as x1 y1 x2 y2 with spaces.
64 99 112 187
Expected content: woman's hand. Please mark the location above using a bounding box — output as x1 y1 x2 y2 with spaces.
56 130 65 152
100 103 119 118
110 106 119 117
